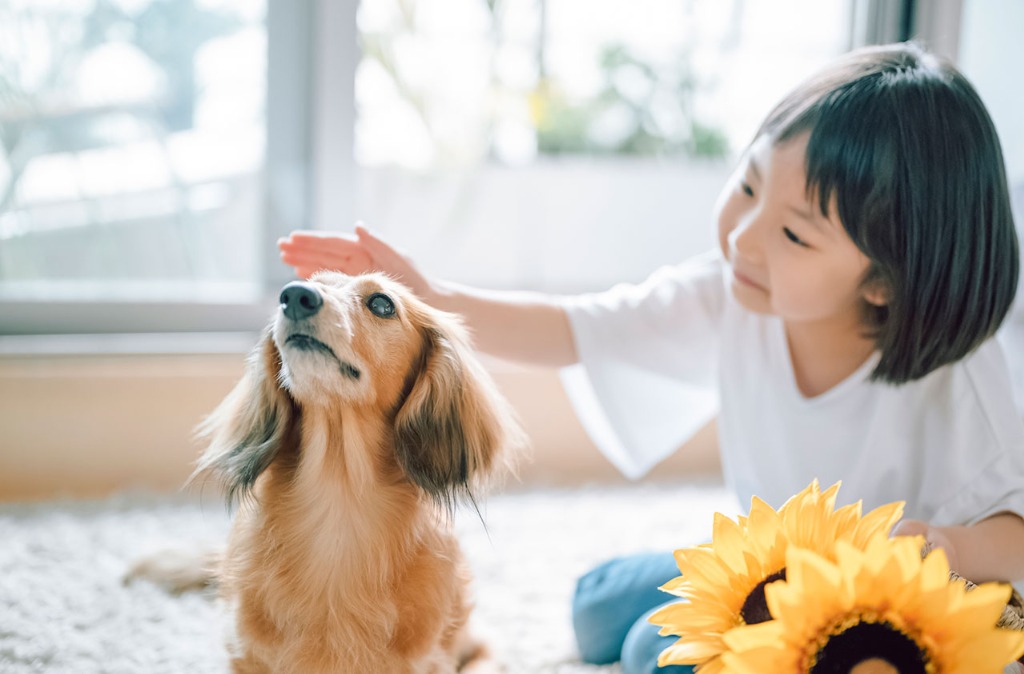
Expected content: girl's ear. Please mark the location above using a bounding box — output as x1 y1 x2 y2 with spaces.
190 328 299 507
863 286 889 306
393 316 524 514
861 274 890 307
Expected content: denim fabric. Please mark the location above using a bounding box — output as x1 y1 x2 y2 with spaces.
622 603 696 674
572 551 695 674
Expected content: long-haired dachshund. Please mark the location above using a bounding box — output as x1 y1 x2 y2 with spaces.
140 272 524 674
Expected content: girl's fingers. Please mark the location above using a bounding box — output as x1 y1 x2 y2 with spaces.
354 225 413 273
280 232 360 257
354 224 398 258
280 246 359 267
354 223 375 242
283 250 374 275
280 254 336 274
891 519 929 538
279 230 376 274
282 225 432 299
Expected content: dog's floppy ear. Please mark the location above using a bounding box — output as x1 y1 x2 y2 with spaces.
393 313 523 513
190 328 299 507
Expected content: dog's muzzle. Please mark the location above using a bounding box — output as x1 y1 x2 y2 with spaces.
277 281 362 380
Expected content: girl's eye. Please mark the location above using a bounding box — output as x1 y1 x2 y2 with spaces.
783 227 809 247
367 293 396 318
739 181 754 197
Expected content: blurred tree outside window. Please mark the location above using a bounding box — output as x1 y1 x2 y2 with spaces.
0 0 266 302
355 0 850 169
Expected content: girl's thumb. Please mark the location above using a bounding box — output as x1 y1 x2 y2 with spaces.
354 223 380 247
356 223 407 268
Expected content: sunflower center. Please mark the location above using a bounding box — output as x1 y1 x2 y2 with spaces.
807 616 930 674
740 568 786 625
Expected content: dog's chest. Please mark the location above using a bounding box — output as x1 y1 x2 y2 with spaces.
228 512 405 653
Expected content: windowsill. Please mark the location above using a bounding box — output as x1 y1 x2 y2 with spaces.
0 332 263 358
0 296 278 337
0 334 543 377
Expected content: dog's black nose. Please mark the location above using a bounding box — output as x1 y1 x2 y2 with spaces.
280 282 323 321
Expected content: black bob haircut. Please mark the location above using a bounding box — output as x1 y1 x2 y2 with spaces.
756 42 1019 384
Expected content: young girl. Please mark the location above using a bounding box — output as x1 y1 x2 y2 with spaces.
279 43 1024 674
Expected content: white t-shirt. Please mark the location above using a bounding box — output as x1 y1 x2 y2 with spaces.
560 251 1024 526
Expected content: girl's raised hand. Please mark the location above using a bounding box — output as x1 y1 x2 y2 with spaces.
278 228 371 279
278 224 434 299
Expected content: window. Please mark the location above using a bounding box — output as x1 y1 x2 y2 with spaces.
0 0 282 334
353 0 852 293
10 0 1002 337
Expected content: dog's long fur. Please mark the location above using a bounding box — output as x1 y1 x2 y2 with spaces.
187 272 523 674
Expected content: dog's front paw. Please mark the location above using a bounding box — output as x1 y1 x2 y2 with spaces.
458 660 505 674
457 640 505 674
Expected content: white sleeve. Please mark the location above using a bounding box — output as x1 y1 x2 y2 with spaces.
996 314 1024 415
933 339 1024 528
558 252 726 479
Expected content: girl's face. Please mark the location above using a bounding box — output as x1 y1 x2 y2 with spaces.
716 133 880 327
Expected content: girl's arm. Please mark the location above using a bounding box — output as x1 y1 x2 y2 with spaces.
894 513 1024 583
278 225 578 367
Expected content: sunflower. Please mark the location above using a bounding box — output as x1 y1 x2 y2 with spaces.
719 534 1024 674
650 480 904 673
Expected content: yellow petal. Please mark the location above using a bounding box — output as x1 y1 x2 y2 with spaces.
943 628 1024 673
848 500 905 546
650 599 738 634
711 512 751 573
676 547 734 588
723 621 783 652
720 644 793 674
658 636 725 664
951 582 1013 628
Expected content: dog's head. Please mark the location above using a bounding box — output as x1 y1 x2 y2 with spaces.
193 272 523 511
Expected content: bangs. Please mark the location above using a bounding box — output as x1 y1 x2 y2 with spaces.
758 59 912 250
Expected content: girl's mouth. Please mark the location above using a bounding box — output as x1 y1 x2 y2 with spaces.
733 268 767 292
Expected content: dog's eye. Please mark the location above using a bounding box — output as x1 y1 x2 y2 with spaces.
366 293 396 318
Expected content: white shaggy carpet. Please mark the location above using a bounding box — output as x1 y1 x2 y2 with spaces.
0 480 737 674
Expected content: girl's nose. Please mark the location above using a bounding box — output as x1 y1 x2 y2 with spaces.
728 214 762 260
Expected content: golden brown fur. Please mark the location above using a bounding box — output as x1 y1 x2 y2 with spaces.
183 272 523 674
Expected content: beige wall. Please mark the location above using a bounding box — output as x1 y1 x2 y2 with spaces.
0 352 720 502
